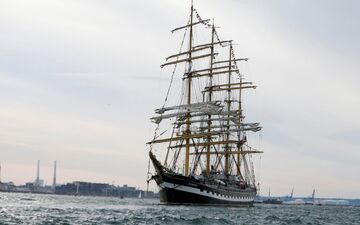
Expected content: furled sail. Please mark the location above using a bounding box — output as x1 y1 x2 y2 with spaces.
155 101 222 114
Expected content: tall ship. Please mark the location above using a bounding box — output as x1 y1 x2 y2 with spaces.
147 2 263 206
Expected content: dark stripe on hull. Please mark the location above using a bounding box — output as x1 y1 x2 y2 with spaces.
159 187 254 206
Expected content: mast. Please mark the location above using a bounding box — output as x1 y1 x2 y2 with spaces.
224 44 233 175
185 0 194 176
206 21 215 175
237 49 243 176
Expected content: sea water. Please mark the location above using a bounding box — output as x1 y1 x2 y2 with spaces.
0 192 359 225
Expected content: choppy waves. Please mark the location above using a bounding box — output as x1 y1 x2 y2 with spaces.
0 193 359 224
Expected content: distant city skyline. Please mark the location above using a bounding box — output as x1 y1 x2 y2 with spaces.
0 0 359 198
0 160 136 187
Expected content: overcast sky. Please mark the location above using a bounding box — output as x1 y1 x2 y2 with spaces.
0 0 359 198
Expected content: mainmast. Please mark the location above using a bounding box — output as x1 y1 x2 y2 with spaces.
224 44 233 175
184 1 194 176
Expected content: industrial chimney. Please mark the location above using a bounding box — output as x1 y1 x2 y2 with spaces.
35 160 40 186
52 160 57 190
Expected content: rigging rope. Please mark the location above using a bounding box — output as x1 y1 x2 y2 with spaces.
163 20 189 108
231 46 242 77
194 9 211 27
150 19 189 152
147 18 190 187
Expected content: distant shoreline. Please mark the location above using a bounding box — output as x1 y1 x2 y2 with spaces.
0 190 159 199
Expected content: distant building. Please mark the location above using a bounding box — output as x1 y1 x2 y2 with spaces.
54 181 157 198
0 182 16 192
33 179 44 187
